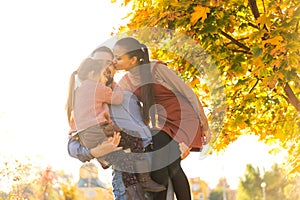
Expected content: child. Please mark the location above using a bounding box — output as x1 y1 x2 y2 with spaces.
66 58 165 199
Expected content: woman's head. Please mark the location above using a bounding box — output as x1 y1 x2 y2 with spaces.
113 37 150 71
113 37 153 125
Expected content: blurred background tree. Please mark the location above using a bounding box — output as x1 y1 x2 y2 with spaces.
236 163 300 200
0 159 76 200
209 177 231 200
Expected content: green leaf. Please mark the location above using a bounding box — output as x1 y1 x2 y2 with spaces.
252 46 263 58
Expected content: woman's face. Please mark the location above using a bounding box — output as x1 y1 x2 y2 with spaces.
113 45 137 71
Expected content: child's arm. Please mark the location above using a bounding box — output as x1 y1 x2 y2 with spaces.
96 82 123 105
110 81 124 104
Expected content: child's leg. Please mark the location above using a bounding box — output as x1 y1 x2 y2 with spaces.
77 125 111 169
77 125 107 149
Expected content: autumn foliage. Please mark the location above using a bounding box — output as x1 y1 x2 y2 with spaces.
111 0 300 174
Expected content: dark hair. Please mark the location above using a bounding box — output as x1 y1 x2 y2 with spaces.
115 37 154 125
90 46 113 58
77 58 105 81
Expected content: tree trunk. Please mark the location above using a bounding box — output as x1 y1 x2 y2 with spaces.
284 82 300 112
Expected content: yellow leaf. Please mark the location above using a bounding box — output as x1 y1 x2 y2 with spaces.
244 93 256 101
276 72 285 80
287 7 294 17
171 0 180 7
262 35 284 47
190 5 210 25
270 46 286 56
253 57 263 67
256 14 271 29
271 59 282 69
189 77 200 87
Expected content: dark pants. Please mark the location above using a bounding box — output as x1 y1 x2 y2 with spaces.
150 130 191 200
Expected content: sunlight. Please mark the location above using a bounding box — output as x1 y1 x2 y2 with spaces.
0 0 291 197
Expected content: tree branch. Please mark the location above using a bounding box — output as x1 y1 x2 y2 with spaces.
248 0 260 19
261 0 266 13
249 78 260 93
219 30 251 52
248 0 269 32
284 82 300 112
248 22 259 29
232 49 253 55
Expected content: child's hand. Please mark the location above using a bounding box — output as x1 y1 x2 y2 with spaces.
103 66 115 86
107 65 116 77
100 73 108 84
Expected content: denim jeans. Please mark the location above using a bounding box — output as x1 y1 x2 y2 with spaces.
112 169 156 200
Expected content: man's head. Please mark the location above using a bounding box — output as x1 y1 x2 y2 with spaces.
90 46 113 61
90 46 114 86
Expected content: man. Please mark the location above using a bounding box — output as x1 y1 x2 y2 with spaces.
67 46 156 199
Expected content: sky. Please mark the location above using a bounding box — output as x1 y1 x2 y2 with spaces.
0 0 287 191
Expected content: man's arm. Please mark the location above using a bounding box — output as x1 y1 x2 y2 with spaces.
67 132 122 162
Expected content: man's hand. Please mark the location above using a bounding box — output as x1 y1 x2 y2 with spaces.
90 132 122 158
100 120 122 137
107 132 122 147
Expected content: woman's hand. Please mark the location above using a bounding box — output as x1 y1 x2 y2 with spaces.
202 130 212 145
90 132 122 158
179 142 191 160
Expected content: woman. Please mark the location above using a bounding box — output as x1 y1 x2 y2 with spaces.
112 37 211 200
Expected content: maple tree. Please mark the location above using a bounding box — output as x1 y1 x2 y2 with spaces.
110 0 300 174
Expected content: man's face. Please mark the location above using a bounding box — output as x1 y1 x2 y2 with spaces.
92 51 114 85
